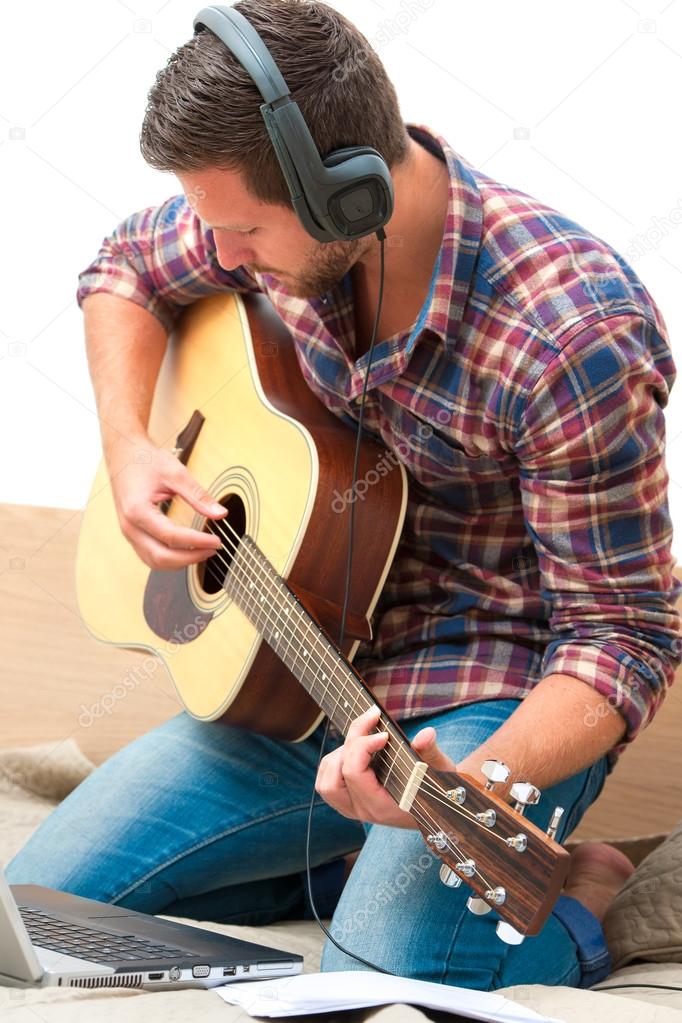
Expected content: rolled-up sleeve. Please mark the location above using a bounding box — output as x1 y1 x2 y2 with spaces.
514 312 682 752
76 194 262 333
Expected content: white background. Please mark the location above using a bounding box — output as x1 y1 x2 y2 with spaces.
1 0 681 556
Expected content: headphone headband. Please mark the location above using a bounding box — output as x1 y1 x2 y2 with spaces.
194 6 289 104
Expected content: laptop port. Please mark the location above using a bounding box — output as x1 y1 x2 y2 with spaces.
223 966 237 976
148 973 164 981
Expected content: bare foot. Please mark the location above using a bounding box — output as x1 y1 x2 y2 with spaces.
563 842 635 921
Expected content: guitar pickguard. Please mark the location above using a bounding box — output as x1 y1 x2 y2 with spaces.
143 569 213 643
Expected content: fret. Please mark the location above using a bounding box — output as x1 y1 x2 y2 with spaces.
225 538 374 731
372 738 403 797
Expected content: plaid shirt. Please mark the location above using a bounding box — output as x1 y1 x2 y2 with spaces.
77 122 681 762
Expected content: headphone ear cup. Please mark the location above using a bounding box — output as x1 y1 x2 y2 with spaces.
319 145 393 239
322 145 383 169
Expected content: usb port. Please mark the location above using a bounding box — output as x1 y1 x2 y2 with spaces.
242 965 251 972
148 972 164 981
223 966 237 976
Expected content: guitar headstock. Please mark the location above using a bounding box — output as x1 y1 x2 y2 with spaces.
413 759 570 941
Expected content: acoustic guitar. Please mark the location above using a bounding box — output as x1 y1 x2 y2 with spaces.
76 291 570 942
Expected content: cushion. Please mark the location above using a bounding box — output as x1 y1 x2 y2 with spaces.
604 819 682 970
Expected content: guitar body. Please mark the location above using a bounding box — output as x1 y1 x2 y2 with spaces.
76 292 408 741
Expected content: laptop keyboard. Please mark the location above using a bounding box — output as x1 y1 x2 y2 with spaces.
19 907 191 963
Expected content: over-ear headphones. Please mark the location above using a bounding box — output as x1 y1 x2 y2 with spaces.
193 4 394 242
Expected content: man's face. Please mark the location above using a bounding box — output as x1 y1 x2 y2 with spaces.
177 166 369 299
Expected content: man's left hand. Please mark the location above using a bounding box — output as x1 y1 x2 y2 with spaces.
315 705 457 828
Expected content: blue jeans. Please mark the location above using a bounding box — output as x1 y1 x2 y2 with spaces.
5 699 609 989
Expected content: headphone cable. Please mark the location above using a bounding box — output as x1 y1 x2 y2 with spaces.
303 225 393 974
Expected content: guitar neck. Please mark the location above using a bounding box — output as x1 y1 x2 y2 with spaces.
225 534 571 939
226 534 419 799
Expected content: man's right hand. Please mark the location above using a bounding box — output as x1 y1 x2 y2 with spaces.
107 436 227 570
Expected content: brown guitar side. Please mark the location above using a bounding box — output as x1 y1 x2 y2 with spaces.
208 292 407 741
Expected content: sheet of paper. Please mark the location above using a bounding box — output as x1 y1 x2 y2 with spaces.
213 970 563 1022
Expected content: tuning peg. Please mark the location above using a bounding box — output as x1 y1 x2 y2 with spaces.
439 864 462 888
496 921 525 945
455 859 475 878
466 896 492 916
484 886 506 906
426 831 448 850
509 781 541 815
475 809 497 828
480 759 510 791
546 806 565 841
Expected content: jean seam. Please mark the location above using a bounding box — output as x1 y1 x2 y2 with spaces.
553 898 610 984
579 949 611 969
109 798 334 903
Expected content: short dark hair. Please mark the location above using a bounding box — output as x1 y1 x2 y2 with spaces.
139 0 411 206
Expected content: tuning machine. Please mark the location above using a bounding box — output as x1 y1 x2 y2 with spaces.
466 896 492 916
546 806 565 841
480 759 510 791
439 857 476 888
439 864 462 888
465 886 506 915
509 781 541 815
496 921 525 945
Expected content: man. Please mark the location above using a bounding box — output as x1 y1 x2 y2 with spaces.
7 0 680 991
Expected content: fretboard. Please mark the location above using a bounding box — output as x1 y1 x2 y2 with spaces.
225 535 419 801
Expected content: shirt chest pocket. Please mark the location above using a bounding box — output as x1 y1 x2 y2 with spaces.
387 408 515 489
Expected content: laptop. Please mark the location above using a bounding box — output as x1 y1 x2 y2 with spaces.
0 867 303 991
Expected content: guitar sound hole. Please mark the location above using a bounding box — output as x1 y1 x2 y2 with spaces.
200 493 246 595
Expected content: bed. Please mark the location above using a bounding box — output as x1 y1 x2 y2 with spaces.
2 738 682 1023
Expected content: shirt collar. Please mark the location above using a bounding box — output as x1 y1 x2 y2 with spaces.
403 122 483 349
336 122 483 396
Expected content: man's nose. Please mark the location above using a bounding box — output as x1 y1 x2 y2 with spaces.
213 235 255 270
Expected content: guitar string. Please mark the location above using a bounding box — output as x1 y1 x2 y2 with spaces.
211 521 551 909
199 526 499 893
208 518 530 884
190 513 519 890
205 517 517 848
205 516 517 832
187 510 547 916
205 527 461 818
207 520 462 807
